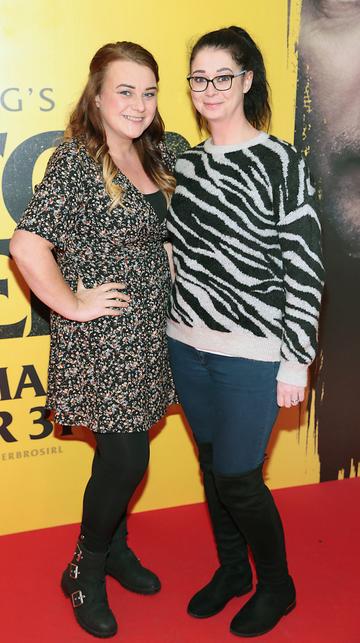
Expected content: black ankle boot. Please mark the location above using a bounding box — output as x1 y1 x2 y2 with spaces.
61 540 117 638
215 465 296 637
105 515 161 594
188 443 252 618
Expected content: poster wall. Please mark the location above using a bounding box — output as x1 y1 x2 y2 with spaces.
295 0 360 481
1 0 355 536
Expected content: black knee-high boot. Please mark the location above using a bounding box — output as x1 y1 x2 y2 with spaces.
215 465 296 637
105 513 161 594
188 443 252 618
61 538 117 638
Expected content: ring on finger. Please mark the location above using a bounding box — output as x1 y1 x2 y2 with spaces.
291 399 298 405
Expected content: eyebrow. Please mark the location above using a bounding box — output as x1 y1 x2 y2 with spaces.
191 67 234 74
115 83 157 90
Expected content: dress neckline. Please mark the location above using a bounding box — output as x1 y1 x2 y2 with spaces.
142 190 161 197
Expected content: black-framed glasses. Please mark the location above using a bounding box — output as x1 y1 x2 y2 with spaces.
187 70 247 92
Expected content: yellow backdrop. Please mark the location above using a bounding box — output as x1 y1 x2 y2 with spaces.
0 0 317 537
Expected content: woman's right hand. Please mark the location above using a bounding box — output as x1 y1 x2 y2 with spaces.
9 231 131 322
72 278 130 322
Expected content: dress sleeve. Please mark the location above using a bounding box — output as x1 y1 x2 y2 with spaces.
276 152 325 387
16 141 82 250
157 139 177 174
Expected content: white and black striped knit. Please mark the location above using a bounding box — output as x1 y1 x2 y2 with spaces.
167 132 324 386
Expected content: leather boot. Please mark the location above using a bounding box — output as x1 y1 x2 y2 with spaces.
105 514 161 594
215 465 296 637
188 443 252 618
61 539 117 638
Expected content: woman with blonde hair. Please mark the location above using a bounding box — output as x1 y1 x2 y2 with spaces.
11 41 176 638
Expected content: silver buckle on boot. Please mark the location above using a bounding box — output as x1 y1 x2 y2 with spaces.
69 563 80 579
74 544 83 563
71 590 85 608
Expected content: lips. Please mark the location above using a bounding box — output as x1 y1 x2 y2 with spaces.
123 115 144 121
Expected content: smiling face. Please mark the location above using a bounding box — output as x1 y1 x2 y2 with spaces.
189 47 253 126
95 59 158 147
298 0 360 253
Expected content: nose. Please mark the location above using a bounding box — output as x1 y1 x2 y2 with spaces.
132 95 146 112
204 80 217 96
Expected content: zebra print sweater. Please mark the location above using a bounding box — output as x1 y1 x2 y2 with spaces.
167 132 324 387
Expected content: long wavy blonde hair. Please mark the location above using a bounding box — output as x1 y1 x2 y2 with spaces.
65 41 175 208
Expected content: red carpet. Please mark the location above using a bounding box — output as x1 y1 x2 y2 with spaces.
0 478 359 643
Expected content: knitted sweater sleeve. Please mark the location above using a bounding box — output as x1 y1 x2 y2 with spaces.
276 152 324 387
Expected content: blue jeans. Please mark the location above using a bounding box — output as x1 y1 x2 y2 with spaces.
168 337 279 475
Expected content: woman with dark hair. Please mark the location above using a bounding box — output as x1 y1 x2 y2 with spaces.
167 27 324 637
10 41 176 638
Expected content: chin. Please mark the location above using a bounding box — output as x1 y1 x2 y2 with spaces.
125 124 147 137
205 115 225 125
202 108 223 118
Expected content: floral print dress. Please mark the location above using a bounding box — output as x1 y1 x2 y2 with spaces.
17 138 176 432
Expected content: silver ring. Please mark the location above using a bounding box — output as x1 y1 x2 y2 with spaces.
291 399 298 405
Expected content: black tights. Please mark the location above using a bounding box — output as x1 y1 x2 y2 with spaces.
81 431 149 552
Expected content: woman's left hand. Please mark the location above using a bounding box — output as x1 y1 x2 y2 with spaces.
277 381 305 408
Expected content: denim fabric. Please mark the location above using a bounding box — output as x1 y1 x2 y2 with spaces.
168 337 279 475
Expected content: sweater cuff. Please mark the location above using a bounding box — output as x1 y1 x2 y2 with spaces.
276 360 308 387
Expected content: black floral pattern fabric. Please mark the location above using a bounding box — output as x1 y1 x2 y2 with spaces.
17 138 177 432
